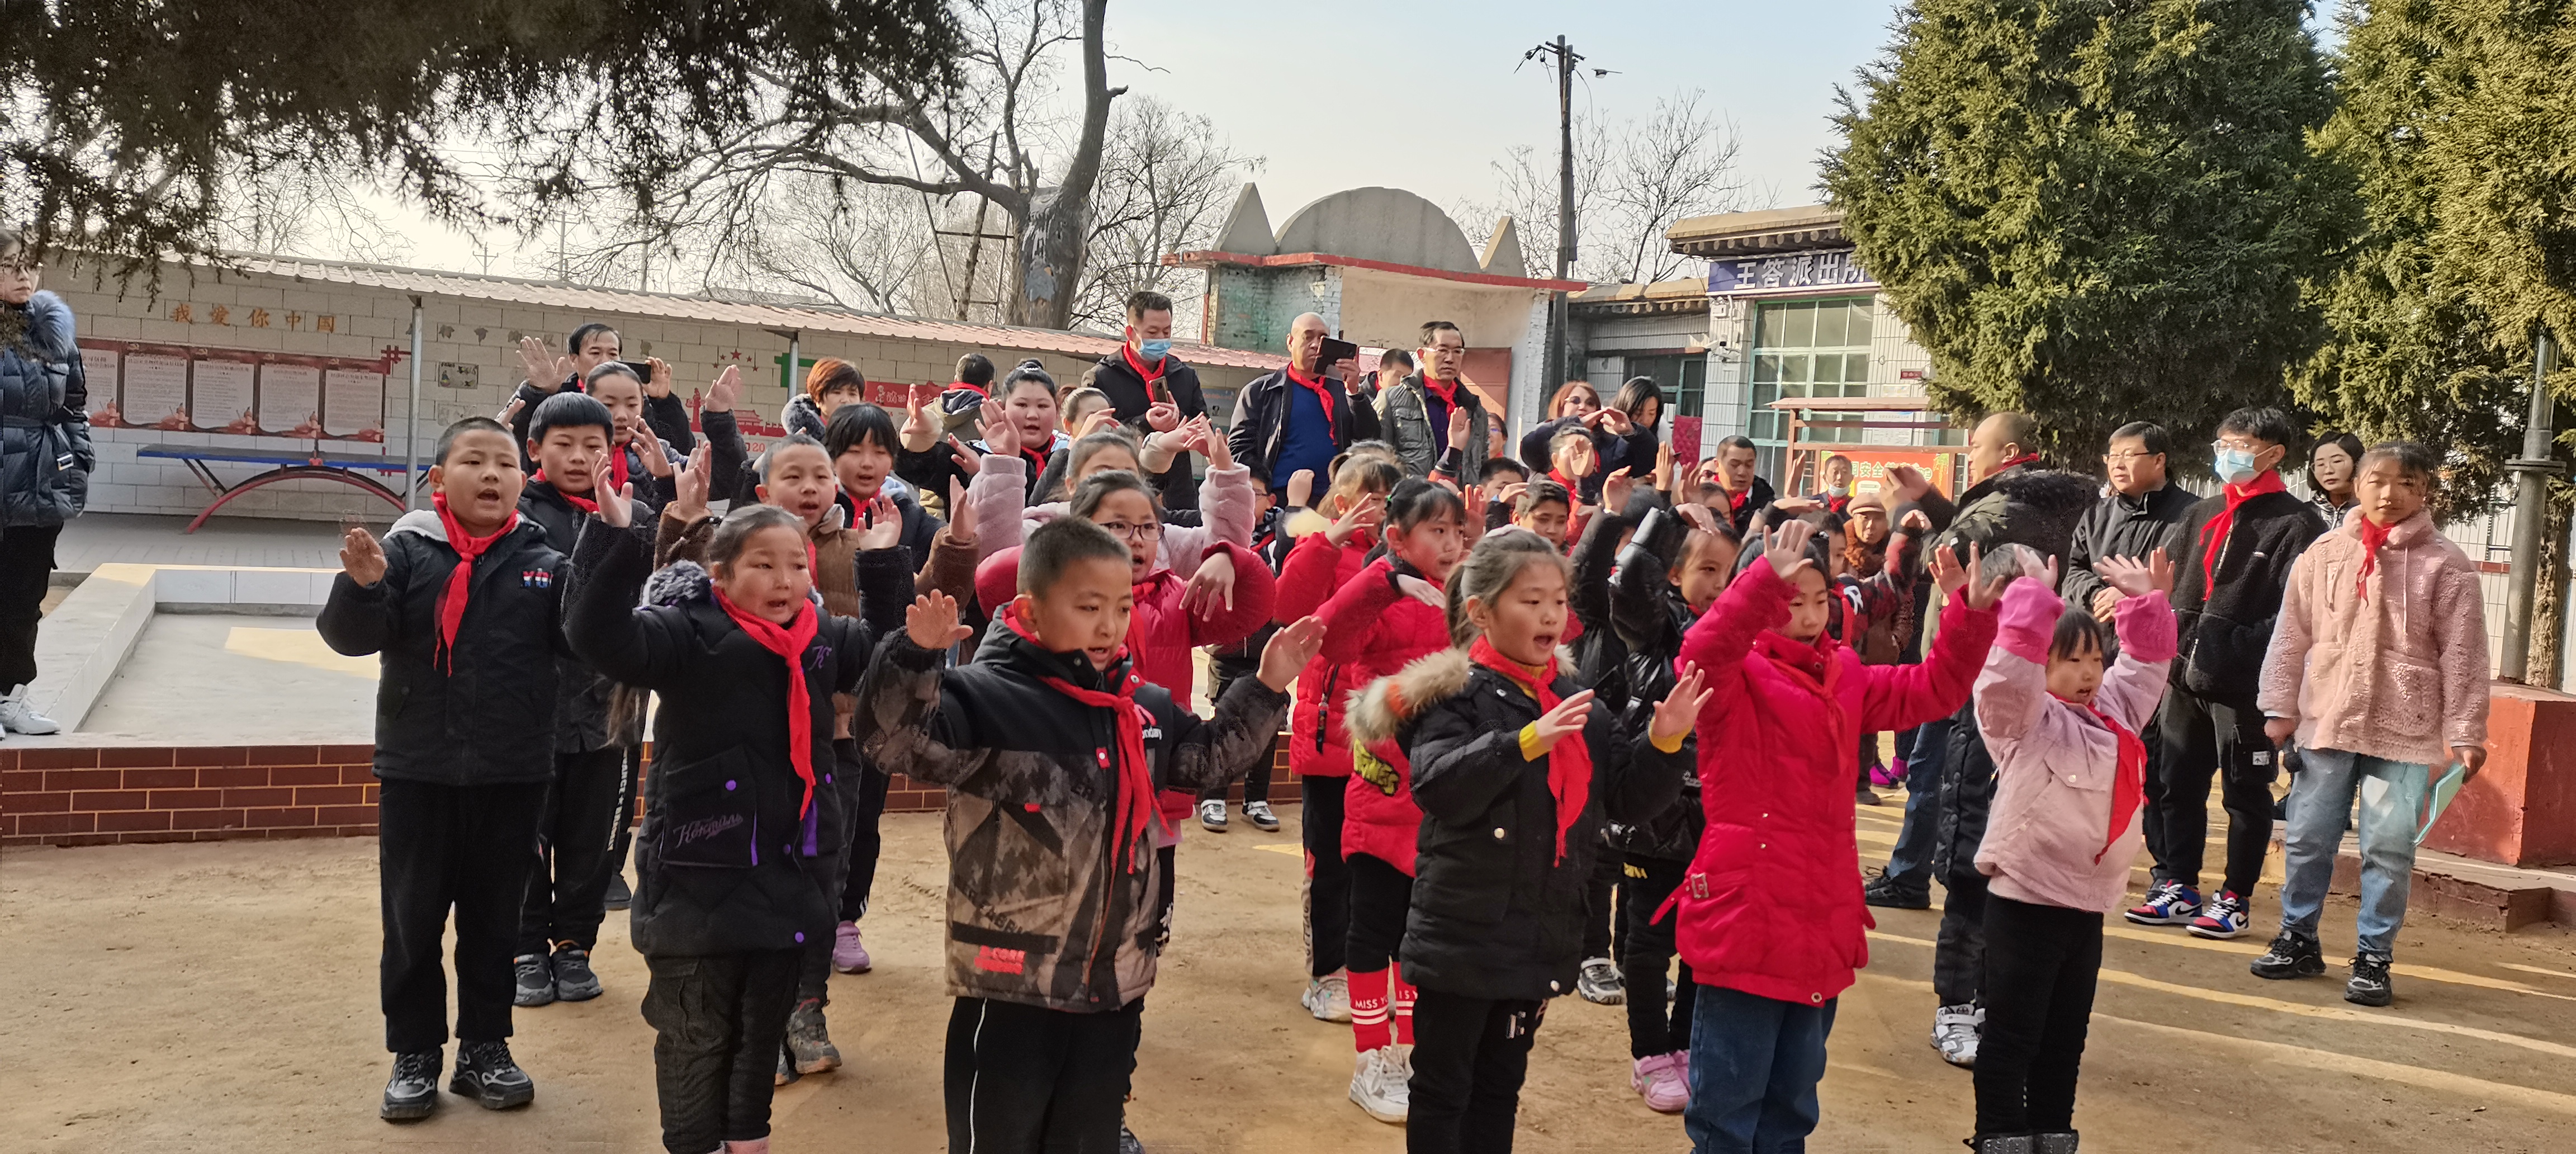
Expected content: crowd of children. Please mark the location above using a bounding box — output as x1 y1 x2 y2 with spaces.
326 305 2493 1153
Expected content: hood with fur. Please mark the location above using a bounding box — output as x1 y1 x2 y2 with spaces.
641 556 825 612
1346 647 1471 748
6 291 74 361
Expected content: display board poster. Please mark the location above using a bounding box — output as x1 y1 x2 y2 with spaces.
78 338 400 442
190 356 258 434
257 361 325 438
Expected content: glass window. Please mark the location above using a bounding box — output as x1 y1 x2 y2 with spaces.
1749 295 1878 467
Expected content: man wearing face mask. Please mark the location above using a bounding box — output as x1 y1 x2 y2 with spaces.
2125 407 2325 942
1091 291 1209 509
1805 453 1857 515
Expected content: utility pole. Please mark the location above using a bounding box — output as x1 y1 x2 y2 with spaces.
1524 35 1584 439
2504 323 2565 682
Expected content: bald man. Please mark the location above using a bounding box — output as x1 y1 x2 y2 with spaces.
1227 312 1362 505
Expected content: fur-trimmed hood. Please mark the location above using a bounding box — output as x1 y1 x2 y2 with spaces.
1346 647 1471 748
640 557 825 612
6 291 75 361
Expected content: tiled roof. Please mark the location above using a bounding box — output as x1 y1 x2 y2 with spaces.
215 254 1290 371
1570 277 1711 316
1665 205 1847 258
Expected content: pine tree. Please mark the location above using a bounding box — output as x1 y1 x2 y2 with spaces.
1822 0 2347 464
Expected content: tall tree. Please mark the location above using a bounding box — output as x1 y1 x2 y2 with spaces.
1822 0 2347 462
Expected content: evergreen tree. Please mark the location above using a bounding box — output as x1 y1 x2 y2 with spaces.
1822 0 2347 464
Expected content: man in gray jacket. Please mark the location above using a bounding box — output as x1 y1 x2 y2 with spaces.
1377 320 1494 481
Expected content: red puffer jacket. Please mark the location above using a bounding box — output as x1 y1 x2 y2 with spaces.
1275 528 1376 779
1669 563 1995 1006
1314 557 1453 874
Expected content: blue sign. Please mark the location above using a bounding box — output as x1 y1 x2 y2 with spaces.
1707 249 1875 295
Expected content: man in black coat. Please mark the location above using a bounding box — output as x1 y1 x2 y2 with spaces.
1088 291 1209 509
1227 312 1360 508
2128 407 2326 941
1695 436 1777 538
2060 421 2198 638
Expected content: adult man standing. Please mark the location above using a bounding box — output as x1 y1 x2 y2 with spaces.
1228 313 1358 506
1807 453 1856 514
1377 320 1495 481
1696 436 1775 538
2127 407 2326 940
1091 290 1209 508
2062 423 2197 641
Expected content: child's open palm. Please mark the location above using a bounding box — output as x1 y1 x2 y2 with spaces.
595 480 636 528
1258 616 1325 689
855 495 902 551
2094 550 2170 599
672 444 712 522
340 526 387 587
1530 690 1597 754
1650 664 1711 746
905 591 972 650
1762 519 1819 579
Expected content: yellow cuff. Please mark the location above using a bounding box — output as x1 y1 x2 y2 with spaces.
1651 729 1687 755
1518 723 1547 762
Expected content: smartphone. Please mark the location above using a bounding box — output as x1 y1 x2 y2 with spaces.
1319 337 1359 366
1149 376 1173 406
622 360 656 385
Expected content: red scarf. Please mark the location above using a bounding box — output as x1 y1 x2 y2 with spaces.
713 588 822 819
1469 636 1592 864
948 380 988 399
1285 364 1337 428
531 472 598 514
1419 373 1460 410
1121 343 1167 385
2354 516 2394 602
2058 694 2147 863
429 493 519 674
1721 484 1751 513
1002 607 1161 872
2199 470 2286 583
1991 452 2040 475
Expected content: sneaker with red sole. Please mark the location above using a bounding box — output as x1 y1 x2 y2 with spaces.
2122 880 2200 926
2189 889 2250 939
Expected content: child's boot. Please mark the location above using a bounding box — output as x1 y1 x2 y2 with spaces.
379 1049 441 1121
785 997 841 1073
2249 930 2324 979
448 1039 534 1109
2035 1133 2080 1153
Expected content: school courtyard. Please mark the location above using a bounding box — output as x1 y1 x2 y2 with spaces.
8 797 2576 1153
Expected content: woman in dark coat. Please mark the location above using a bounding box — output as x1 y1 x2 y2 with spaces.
0 233 91 735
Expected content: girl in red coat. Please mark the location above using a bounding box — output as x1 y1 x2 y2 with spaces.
1670 520 2008 1152
1274 457 1403 1025
1311 479 1471 1123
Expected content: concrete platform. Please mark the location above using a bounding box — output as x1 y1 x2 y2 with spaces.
52 511 369 579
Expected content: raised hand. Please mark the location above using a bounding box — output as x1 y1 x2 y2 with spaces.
1460 480 1485 526
947 436 983 476
1183 549 1238 616
645 356 675 400
1761 519 1819 579
946 477 977 547
1600 466 1635 517
515 335 571 391
1530 689 1598 754
2094 554 2156 599
1887 464 1934 503
1931 542 1974 597
2016 549 2059 589
1899 508 1931 533
855 495 903 552
597 481 635 528
1496 481 1529 509
1771 495 1822 515
906 591 973 650
1445 403 1470 452
1325 495 1381 547
900 382 940 450
1258 615 1326 689
1197 414 1235 471
1285 469 1315 510
979 396 1020 458
703 365 740 413
672 444 712 523
1674 501 1718 536
1598 408 1634 436
340 526 387 587
1655 441 1674 493
1076 408 1123 438
2090 587 2122 623
1144 400 1181 433
497 396 527 425
632 419 675 477
1650 664 1712 746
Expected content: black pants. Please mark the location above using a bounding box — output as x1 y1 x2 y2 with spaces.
518 746 629 956
2152 686 2277 897
2135 716 2169 885
1406 987 1541 1154
1933 868 1990 1007
378 778 548 1053
0 521 59 688
1347 851 1414 972
1199 647 1274 807
1973 895 2102 1136
801 743 870 1004
1305 775 1351 978
1154 842 1178 950
836 755 892 923
944 996 1144 1154
1858 727 1883 791
1582 842 1621 962
1620 855 1696 1058
641 949 803 1154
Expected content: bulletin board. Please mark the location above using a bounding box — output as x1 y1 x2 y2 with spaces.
79 339 401 442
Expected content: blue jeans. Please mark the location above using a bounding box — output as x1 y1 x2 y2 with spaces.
2278 748 2428 958
1879 715 1952 891
1684 985 1836 1153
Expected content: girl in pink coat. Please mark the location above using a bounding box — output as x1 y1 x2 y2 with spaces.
1670 521 2005 1153
1966 547 2176 1154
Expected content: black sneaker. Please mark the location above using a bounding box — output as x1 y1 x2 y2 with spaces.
512 953 555 1007
1862 874 1931 910
603 872 632 911
448 1039 534 1109
551 943 603 1002
2249 930 2324 980
785 997 842 1074
2346 954 2395 1007
380 1049 441 1121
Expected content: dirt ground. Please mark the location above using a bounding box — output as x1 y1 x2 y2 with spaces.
10 800 2576 1153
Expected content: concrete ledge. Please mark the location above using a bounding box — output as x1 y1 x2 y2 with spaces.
2330 848 2568 931
25 564 335 732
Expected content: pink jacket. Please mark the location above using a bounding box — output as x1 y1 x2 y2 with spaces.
986 456 1255 581
1972 581 2175 914
2258 509 2488 767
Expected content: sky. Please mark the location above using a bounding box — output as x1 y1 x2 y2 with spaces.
379 1 1910 278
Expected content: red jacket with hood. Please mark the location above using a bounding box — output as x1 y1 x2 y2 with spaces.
1314 556 1453 874
1274 527 1377 779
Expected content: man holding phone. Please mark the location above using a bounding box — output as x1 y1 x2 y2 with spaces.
1090 290 1211 508
1227 312 1360 508
1377 320 1494 482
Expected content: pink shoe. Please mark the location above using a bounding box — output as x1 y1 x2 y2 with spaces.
724 1140 770 1153
1872 758 1905 788
1632 1051 1689 1113
832 921 871 973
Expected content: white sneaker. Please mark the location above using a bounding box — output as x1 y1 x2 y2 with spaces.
1348 1045 1409 1124
1931 1003 1981 1068
1197 799 1228 831
1303 972 1351 1024
0 685 58 735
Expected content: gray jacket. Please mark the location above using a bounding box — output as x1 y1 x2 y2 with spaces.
1376 375 1492 481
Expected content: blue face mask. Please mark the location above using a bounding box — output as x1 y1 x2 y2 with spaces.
1138 338 1172 361
2211 442 2261 484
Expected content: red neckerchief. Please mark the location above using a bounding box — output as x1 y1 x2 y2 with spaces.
530 474 598 514
948 380 988 399
1419 373 1460 410
1751 628 1850 765
2200 470 2287 583
2355 515 2394 602
1469 636 1592 864
1121 343 1167 385
1991 453 2041 474
429 493 519 675
1285 364 1337 427
1721 485 1751 513
2055 692 2147 863
1001 606 1160 872
713 588 822 819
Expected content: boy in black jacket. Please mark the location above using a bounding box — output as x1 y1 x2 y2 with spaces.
318 417 567 1122
855 517 1320 1153
2127 407 2326 939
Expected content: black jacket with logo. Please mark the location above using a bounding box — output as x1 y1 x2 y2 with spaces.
1091 349 1210 509
2169 485 2326 702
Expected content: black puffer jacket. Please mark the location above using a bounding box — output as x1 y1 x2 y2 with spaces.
316 509 567 787
519 481 642 754
1606 506 1706 862
1091 349 1209 510
0 291 91 528
2169 485 2325 701
855 611 1288 1013
565 522 908 958
1569 506 1635 712
1353 647 1685 1002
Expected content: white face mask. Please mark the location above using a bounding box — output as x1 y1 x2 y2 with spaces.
1827 483 1850 498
